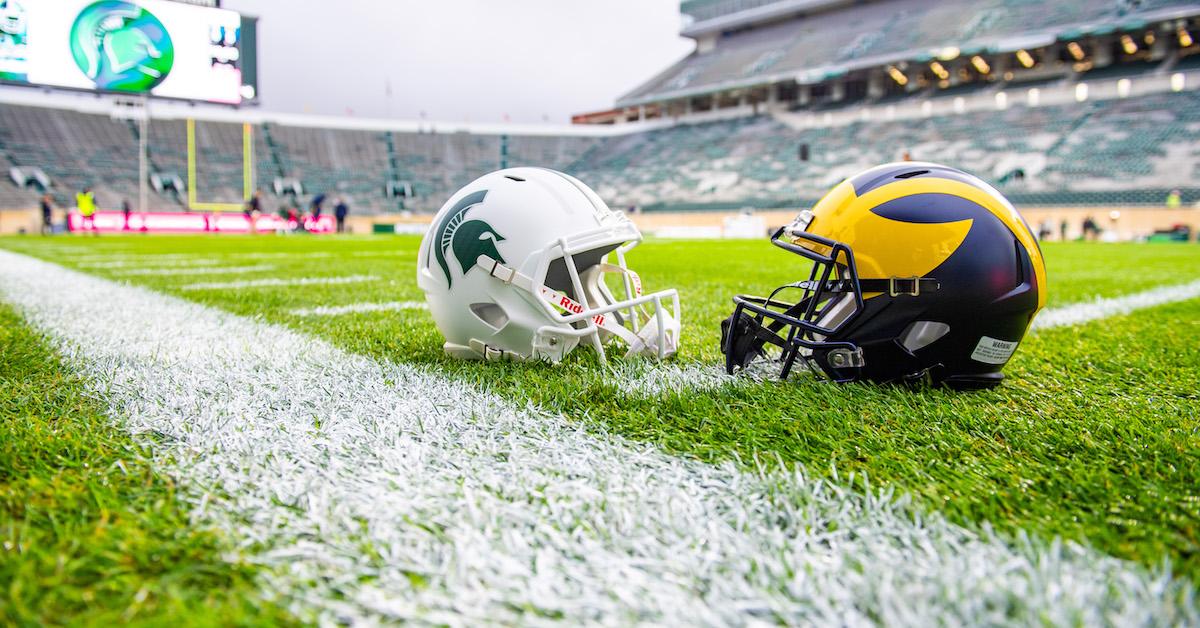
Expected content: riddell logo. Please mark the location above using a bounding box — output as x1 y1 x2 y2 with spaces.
556 295 605 326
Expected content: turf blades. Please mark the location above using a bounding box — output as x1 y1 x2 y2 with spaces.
1033 279 1200 329
288 301 428 316
0 249 1194 625
179 274 378 291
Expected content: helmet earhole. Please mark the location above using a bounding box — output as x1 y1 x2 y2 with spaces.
469 302 509 330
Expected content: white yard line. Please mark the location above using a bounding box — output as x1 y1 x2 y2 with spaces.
289 301 427 316
82 258 222 270
0 249 1192 626
1033 280 1200 330
66 253 204 264
223 251 334 260
116 264 277 277
351 250 414 257
180 274 378 291
13 249 410 265
1 243 121 255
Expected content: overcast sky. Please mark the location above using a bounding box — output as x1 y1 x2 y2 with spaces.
223 0 694 124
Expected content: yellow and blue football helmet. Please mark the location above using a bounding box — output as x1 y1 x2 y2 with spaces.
721 162 1046 389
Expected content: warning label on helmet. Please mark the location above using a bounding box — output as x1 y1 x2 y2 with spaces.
971 336 1019 364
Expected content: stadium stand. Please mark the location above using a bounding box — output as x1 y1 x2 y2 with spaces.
0 105 141 209
0 85 1197 212
264 124 392 211
573 89 1200 210
0 0 1196 216
0 103 602 213
636 0 1200 109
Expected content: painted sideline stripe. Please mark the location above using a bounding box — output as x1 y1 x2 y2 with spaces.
1033 280 1200 330
180 274 377 291
351 250 414 257
0 249 1191 625
70 253 202 264
117 264 276 277
61 252 334 264
83 258 222 270
289 301 427 317
21 249 410 266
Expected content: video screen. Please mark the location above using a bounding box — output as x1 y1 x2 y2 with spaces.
0 0 247 104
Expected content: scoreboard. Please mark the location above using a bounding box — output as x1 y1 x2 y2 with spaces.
0 0 258 104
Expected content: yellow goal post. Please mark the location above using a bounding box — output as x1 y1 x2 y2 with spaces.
186 118 254 212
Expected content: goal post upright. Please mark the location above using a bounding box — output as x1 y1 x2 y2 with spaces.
243 122 254 202
187 118 255 212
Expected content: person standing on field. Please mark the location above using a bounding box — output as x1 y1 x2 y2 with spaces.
287 197 302 232
40 193 54 235
122 199 132 231
245 189 263 234
76 187 98 235
1038 219 1052 241
334 197 349 233
310 192 326 219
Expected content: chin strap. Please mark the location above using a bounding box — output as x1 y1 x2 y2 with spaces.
482 255 673 358
791 277 940 297
466 338 526 362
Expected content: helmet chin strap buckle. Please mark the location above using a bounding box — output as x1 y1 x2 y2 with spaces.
531 331 572 363
785 209 815 236
468 338 523 362
888 276 922 297
826 347 865 369
488 258 517 284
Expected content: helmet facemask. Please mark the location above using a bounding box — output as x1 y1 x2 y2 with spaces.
721 214 868 381
481 220 680 363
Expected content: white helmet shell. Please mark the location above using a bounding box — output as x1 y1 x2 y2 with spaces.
417 168 680 363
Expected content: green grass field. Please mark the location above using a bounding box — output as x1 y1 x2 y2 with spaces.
2 233 1199 620
0 300 292 624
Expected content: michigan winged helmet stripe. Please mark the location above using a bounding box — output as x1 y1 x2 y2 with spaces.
855 175 1047 310
799 169 1046 310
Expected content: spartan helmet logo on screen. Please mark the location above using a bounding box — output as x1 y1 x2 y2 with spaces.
70 0 174 92
418 168 681 364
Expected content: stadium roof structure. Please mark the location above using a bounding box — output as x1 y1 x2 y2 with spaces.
621 0 1200 107
680 0 853 37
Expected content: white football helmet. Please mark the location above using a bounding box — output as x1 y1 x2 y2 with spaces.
417 167 680 363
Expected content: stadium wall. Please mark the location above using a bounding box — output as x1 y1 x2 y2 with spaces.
2 207 1195 240
629 208 1200 240
0 209 36 235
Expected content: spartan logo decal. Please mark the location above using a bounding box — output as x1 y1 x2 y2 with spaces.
70 1 174 92
429 190 506 287
0 0 29 83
